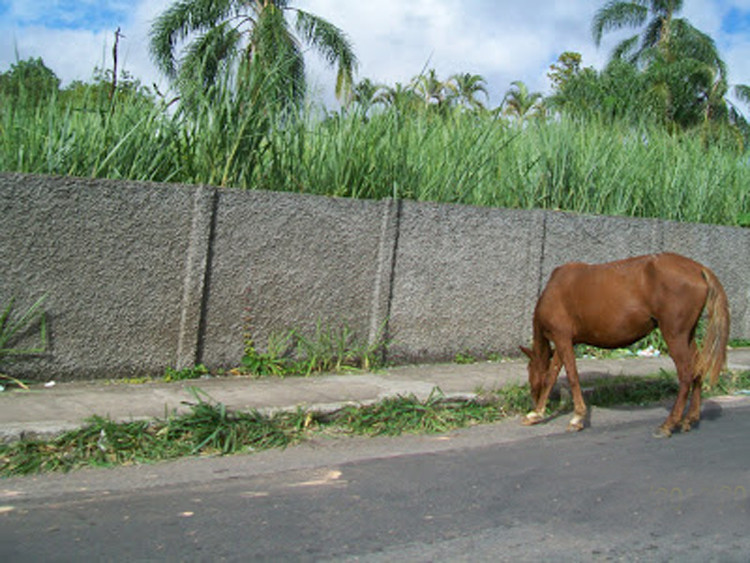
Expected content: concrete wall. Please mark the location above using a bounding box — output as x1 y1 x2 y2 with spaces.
387 201 545 363
199 189 391 369
1 174 194 378
1 172 748 380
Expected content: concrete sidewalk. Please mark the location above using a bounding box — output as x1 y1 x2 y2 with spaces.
2 350 750 443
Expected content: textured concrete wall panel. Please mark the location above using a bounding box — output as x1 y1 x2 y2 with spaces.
540 211 663 288
0 173 196 380
662 221 750 340
2 172 748 380
388 201 545 363
199 189 387 368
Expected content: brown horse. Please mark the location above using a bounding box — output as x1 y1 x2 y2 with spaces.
520 252 729 437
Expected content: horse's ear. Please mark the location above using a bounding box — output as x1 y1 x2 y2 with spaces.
520 346 532 359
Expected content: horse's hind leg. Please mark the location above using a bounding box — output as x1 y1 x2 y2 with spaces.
682 374 703 432
657 334 695 438
682 340 702 432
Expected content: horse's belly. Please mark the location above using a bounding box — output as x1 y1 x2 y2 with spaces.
574 311 655 349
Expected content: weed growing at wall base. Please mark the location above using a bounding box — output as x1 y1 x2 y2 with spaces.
0 296 47 390
239 321 387 377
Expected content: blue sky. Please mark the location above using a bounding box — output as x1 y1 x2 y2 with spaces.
722 6 750 33
2 1 130 30
1 0 748 109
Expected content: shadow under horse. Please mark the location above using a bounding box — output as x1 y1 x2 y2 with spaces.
521 252 730 437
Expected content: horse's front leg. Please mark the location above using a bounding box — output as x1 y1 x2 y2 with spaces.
524 350 563 425
555 340 588 432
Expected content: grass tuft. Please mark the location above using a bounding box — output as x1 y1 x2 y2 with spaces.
238 322 386 377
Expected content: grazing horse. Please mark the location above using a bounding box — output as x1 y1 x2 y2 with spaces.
520 253 729 437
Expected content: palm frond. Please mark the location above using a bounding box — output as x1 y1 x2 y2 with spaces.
149 0 238 79
293 10 357 102
592 1 649 46
610 34 641 63
249 5 305 106
670 19 726 78
734 84 750 107
178 23 243 91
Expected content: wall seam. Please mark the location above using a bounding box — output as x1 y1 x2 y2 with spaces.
369 198 402 364
535 209 549 300
176 186 218 369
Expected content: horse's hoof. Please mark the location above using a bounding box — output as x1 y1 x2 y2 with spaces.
566 413 586 432
653 426 672 439
681 417 699 433
522 411 544 426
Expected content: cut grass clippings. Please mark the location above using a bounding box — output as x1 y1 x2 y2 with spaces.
2 371 749 478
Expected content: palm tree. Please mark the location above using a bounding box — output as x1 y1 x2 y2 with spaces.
149 0 357 106
592 0 724 75
412 69 449 107
373 82 419 112
502 81 543 121
446 73 489 111
349 78 379 111
592 0 682 61
592 0 727 128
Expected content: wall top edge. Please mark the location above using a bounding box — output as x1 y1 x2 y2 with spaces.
1 171 746 232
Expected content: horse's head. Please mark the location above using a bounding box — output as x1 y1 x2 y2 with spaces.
520 345 553 409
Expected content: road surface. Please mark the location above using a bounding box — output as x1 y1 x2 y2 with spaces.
2 398 749 561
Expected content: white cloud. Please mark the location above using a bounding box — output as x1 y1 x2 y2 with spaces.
0 26 111 83
297 0 608 104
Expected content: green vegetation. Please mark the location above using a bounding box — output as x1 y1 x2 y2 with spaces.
163 364 210 382
3 370 748 477
149 0 357 108
0 296 47 389
239 322 385 377
0 2 748 226
1 87 749 225
576 327 670 359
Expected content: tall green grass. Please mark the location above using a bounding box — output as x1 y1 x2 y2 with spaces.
1 86 748 226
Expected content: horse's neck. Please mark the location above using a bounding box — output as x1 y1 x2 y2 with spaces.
532 322 551 357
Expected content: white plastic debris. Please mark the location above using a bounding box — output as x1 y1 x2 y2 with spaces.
637 345 661 358
44 381 56 388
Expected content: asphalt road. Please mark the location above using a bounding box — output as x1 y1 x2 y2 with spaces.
2 399 750 562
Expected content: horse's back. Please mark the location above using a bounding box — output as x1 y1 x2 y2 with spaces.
541 254 655 302
544 253 706 298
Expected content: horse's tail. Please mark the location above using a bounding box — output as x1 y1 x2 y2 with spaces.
696 267 730 386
